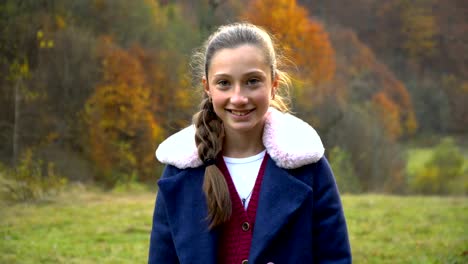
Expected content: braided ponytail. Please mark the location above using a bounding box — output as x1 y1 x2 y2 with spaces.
193 96 231 228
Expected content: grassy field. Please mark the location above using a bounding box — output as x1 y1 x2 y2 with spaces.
343 195 467 263
1 188 467 263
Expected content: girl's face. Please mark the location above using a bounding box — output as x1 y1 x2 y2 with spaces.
203 44 277 139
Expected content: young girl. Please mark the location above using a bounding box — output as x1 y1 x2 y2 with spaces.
148 23 351 264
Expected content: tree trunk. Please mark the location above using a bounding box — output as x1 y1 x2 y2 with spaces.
13 78 21 166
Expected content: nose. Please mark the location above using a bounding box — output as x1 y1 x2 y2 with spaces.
230 84 248 105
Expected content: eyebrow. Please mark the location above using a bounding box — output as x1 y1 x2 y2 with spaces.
212 70 267 78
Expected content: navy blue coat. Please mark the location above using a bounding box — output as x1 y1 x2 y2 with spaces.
148 155 351 263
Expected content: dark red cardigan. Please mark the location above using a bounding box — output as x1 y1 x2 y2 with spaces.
217 153 269 264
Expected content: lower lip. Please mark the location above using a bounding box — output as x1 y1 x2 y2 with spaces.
227 109 254 120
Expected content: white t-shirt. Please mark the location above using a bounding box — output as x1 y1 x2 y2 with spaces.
223 150 266 210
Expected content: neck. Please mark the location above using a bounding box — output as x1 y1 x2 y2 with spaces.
222 127 265 158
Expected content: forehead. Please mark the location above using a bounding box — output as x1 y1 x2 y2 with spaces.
208 44 269 76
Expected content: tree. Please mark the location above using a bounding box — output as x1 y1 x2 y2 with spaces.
399 0 439 65
441 75 468 133
411 138 467 195
0 0 46 164
242 0 335 86
84 37 163 184
328 26 417 139
372 92 402 139
324 103 406 193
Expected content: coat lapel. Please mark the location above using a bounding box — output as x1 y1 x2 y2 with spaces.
249 156 313 263
158 167 218 264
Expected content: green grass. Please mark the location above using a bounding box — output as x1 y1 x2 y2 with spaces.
1 189 467 263
0 188 155 264
343 195 467 263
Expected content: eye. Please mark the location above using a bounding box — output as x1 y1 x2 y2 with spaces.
216 80 230 88
247 78 261 86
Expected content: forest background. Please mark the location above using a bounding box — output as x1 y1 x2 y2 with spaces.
0 0 467 201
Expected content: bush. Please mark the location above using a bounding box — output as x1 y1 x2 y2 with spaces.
410 138 467 195
329 146 361 193
318 103 406 193
0 149 67 202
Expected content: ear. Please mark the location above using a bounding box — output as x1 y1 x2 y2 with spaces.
202 76 209 93
271 72 279 98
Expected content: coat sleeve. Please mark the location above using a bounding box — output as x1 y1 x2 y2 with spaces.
312 157 352 263
148 166 180 264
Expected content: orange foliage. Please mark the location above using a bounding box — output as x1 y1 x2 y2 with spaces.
85 36 163 182
329 27 418 138
369 64 419 139
134 45 194 130
242 0 335 85
380 73 418 136
372 92 402 139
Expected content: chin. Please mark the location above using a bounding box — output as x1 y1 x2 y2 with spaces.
225 121 263 135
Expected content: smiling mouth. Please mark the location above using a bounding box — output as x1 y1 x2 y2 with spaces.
227 109 254 116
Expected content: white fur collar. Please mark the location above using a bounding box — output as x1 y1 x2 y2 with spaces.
155 108 324 169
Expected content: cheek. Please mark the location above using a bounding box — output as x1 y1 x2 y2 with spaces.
211 96 226 110
255 91 272 105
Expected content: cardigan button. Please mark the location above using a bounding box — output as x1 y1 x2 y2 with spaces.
241 222 250 231
241 260 248 264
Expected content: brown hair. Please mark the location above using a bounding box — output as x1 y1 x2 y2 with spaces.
192 23 291 228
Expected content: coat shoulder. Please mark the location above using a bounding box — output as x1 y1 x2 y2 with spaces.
285 157 333 187
155 126 202 169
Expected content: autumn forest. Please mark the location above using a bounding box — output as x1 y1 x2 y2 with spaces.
1 0 467 199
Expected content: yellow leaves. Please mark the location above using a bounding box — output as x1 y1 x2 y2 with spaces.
19 63 29 77
93 0 106 11
462 82 468 93
45 132 60 144
10 66 41 102
55 15 66 29
98 39 146 86
405 112 418 136
242 0 335 86
145 0 167 28
400 1 439 61
8 60 30 81
37 30 54 49
39 40 54 48
84 39 164 182
175 90 192 109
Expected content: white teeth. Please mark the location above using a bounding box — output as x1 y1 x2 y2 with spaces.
230 110 250 116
